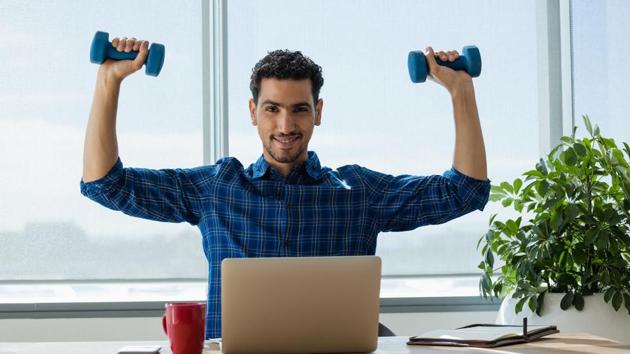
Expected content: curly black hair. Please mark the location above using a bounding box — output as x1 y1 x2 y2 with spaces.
249 49 324 104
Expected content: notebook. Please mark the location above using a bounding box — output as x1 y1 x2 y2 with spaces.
221 256 381 354
408 319 559 348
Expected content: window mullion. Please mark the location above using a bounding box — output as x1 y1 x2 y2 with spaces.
203 0 229 165
536 0 565 157
560 0 574 136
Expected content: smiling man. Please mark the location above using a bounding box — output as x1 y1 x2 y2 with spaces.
81 40 490 339
250 78 322 175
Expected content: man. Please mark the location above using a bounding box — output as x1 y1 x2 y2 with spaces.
81 36 490 339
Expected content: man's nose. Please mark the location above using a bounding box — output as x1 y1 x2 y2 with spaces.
277 111 296 134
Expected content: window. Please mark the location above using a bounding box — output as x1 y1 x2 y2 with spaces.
571 0 630 143
227 0 539 276
0 0 206 281
2 0 589 306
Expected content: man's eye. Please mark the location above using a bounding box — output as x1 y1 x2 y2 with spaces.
294 107 308 113
265 106 278 112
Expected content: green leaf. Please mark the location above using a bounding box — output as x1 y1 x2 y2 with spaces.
513 178 523 194
500 182 514 194
624 293 630 315
484 230 495 245
574 142 587 157
481 273 492 293
612 291 623 311
479 278 487 298
502 198 513 208
604 207 618 223
604 288 615 303
523 170 544 179
489 193 504 202
563 147 578 166
485 248 495 269
551 211 563 232
560 292 574 310
538 180 550 196
536 159 548 175
583 115 593 136
573 248 587 265
558 251 568 268
595 231 609 250
565 204 578 220
584 229 598 246
528 296 537 312
601 137 616 150
573 293 585 311
515 296 528 314
491 184 508 196
506 220 519 235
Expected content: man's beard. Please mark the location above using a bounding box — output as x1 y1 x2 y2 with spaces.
264 141 306 164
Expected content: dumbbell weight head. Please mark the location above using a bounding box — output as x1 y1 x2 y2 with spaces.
146 43 165 77
407 45 481 83
90 31 165 77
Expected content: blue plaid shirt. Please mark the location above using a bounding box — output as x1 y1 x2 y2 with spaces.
80 151 490 338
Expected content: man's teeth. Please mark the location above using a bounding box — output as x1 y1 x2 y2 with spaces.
276 136 298 143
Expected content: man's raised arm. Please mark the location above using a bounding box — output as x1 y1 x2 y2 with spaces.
82 37 149 182
424 46 488 181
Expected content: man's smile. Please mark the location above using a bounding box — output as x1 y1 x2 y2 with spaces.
272 134 302 149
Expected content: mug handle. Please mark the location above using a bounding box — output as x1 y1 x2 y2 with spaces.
162 314 168 335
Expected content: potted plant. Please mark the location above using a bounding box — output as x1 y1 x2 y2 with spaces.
477 115 630 340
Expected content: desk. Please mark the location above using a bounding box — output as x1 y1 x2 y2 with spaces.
1 334 629 354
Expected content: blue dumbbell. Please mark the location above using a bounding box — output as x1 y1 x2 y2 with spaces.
408 45 481 83
90 31 165 77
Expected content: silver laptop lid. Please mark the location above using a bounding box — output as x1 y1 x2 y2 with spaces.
221 256 381 354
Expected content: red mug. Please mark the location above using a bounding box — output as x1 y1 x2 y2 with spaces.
162 302 207 354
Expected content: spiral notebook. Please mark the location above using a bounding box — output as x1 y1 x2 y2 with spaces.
407 318 559 348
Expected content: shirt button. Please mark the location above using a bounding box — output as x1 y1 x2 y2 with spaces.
284 240 290 246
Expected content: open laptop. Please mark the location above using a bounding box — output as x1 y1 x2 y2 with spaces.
221 256 381 354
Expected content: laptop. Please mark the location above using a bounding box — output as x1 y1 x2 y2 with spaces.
221 256 381 354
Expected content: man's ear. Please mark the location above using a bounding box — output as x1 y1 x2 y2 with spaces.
249 98 257 126
314 99 323 126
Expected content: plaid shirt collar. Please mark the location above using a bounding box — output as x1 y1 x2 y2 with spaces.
251 151 323 181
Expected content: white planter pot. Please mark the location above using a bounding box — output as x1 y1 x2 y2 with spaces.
496 293 630 343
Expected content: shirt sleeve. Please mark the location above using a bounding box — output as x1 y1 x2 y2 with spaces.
80 158 213 226
359 166 491 232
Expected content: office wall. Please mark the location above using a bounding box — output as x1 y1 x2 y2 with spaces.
0 311 497 342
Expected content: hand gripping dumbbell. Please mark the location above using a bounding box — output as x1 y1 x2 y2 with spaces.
90 31 165 77
407 45 481 83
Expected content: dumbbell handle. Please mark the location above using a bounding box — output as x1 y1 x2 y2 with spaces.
105 45 144 61
433 56 468 72
408 51 475 78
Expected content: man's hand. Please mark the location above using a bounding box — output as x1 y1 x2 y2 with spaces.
424 46 473 98
98 37 150 84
